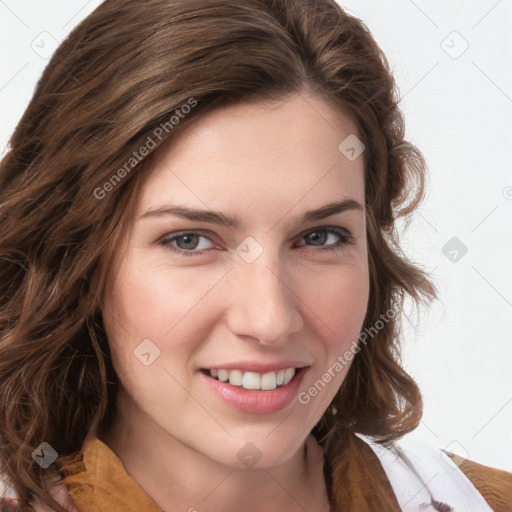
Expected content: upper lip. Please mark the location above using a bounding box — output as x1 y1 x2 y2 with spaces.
201 361 310 373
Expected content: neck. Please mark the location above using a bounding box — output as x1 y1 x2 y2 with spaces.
101 392 330 512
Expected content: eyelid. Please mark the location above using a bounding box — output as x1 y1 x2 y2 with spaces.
294 225 352 242
159 229 217 242
158 229 220 249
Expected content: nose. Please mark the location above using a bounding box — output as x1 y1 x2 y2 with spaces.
225 255 304 346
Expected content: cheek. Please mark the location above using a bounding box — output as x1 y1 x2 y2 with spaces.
105 258 223 341
102 261 209 406
102 257 228 394
294 263 369 414
300 261 369 347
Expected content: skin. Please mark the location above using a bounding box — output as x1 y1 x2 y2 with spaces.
101 92 370 512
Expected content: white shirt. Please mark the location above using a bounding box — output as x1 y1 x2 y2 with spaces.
357 434 493 512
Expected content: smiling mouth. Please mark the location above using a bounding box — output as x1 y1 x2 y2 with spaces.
200 367 299 391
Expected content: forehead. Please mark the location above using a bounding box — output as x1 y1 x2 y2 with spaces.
137 93 364 221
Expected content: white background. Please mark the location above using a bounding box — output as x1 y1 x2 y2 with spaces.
0 0 511 474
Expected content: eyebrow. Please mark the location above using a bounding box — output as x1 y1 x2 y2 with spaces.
139 198 364 228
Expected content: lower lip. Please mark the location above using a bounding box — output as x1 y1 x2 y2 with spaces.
199 367 309 414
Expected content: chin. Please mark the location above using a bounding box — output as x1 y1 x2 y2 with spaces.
207 432 307 470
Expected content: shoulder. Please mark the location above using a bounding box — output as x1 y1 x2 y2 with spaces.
447 452 512 512
357 433 512 512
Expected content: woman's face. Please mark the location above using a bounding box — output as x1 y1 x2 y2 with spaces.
103 93 369 468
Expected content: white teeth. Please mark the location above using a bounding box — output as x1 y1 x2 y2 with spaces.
260 371 277 390
218 369 229 382
242 371 261 390
283 368 295 385
208 368 297 390
228 370 243 386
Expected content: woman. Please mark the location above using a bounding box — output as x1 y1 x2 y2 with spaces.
0 0 510 511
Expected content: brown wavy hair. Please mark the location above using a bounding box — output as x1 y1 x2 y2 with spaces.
0 0 436 510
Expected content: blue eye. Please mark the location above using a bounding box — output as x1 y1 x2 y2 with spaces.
159 232 217 256
296 227 353 252
158 227 354 257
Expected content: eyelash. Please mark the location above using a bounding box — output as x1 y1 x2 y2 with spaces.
158 227 354 257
